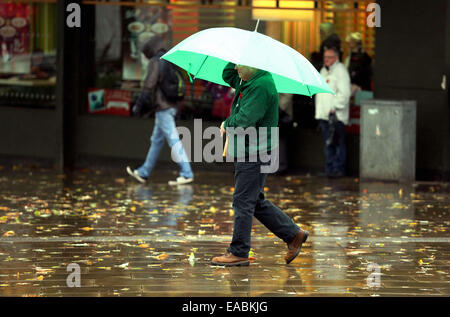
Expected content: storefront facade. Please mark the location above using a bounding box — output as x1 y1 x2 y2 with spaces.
0 0 448 180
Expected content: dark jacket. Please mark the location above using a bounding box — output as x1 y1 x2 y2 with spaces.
348 49 372 90
222 62 278 158
134 36 173 114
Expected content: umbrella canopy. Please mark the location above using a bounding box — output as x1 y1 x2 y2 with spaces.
161 27 334 96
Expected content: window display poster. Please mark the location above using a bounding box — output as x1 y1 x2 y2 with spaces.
88 88 131 116
0 3 31 74
95 4 122 63
122 6 172 81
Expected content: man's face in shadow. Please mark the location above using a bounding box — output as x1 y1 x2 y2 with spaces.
235 64 257 82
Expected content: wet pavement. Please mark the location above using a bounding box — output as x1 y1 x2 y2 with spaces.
0 164 449 297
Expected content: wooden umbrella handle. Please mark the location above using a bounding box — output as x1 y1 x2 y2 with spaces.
223 135 229 157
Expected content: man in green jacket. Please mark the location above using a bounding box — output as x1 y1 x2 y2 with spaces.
211 63 309 266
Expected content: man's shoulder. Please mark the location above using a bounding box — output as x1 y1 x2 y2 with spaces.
332 61 344 69
255 72 276 90
147 57 160 69
333 62 349 75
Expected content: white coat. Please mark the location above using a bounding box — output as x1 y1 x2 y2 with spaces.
314 61 351 125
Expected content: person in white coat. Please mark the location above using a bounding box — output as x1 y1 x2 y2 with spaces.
315 47 351 178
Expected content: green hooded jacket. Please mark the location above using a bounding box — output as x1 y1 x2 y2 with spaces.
222 62 279 158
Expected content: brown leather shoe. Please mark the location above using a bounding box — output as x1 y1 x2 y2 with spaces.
285 229 309 264
211 251 249 267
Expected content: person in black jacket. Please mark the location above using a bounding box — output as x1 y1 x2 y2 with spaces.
344 32 372 92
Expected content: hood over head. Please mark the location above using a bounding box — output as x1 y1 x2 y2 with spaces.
141 35 167 59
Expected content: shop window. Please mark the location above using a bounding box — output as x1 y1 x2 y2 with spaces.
0 1 57 109
86 0 374 125
86 1 236 122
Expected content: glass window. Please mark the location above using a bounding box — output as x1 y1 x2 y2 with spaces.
86 1 375 125
86 2 236 122
87 4 172 117
0 2 57 109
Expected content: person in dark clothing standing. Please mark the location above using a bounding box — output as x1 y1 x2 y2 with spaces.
211 62 309 266
344 32 372 92
276 93 294 175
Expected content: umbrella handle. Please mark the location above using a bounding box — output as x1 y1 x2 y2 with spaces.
223 135 229 157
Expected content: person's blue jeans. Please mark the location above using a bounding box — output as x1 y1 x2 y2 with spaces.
319 119 347 174
227 161 300 258
137 107 193 179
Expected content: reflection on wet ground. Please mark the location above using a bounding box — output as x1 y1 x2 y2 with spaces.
0 164 448 296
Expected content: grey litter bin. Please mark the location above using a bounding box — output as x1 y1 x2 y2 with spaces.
360 99 417 181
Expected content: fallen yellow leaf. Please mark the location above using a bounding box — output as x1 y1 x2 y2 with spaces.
3 231 15 237
157 254 169 260
115 178 126 184
36 275 44 281
80 227 93 231
138 243 149 248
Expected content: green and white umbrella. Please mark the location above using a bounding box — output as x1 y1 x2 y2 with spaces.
161 24 334 96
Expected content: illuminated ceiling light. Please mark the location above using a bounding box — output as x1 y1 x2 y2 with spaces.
252 1 314 21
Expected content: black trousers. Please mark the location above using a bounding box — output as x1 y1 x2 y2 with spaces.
227 161 300 258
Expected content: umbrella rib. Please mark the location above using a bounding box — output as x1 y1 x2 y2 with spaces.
306 84 312 97
194 55 209 79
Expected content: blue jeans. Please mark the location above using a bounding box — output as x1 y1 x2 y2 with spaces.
137 107 193 179
319 119 347 174
227 161 300 258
